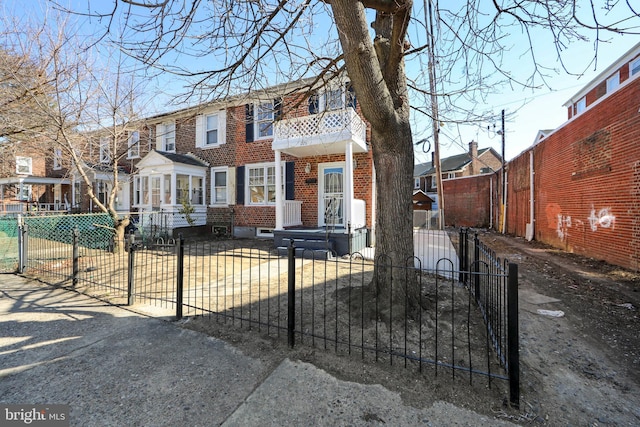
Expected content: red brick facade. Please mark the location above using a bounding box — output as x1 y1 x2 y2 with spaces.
442 49 640 272
140 88 375 233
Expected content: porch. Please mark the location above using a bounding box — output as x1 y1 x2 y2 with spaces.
272 107 369 235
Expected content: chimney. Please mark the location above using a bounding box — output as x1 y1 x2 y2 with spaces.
469 140 479 175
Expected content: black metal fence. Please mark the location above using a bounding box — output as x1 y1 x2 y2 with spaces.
12 214 519 407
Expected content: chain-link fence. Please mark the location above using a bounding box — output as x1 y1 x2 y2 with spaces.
0 217 19 272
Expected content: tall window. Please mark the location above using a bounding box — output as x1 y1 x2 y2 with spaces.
141 176 149 205
161 122 176 152
256 102 275 139
19 184 32 201
176 174 189 203
323 88 344 111
163 175 172 204
128 131 140 158
211 167 228 205
206 114 219 145
99 137 111 163
96 181 108 205
576 97 586 114
248 164 276 205
414 178 420 189
53 149 62 170
16 156 32 175
151 177 161 207
631 57 640 77
191 176 203 205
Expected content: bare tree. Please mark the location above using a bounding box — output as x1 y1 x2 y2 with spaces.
58 0 639 308
1 12 151 250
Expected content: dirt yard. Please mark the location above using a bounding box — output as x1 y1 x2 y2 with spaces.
182 230 640 426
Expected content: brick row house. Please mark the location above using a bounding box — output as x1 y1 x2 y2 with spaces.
412 141 502 211
127 77 374 254
0 131 135 215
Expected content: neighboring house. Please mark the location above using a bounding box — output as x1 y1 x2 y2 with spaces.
413 141 502 209
0 143 72 214
502 40 640 271
131 77 374 254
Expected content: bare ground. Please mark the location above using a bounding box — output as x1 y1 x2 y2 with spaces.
182 231 640 426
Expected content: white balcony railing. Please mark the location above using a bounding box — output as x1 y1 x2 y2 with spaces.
273 108 368 156
283 200 302 227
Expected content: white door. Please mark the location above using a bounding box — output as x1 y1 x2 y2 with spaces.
319 163 344 227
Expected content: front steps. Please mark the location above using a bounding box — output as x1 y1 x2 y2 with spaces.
276 238 336 260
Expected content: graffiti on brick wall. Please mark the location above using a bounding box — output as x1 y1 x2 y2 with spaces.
556 214 572 240
546 203 616 241
588 207 615 232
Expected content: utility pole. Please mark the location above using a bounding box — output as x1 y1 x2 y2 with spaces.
501 109 506 233
426 0 445 229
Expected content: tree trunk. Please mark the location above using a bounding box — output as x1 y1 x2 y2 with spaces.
330 0 419 315
371 123 420 315
112 216 129 254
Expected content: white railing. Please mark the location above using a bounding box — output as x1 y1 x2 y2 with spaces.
283 200 302 227
0 202 70 214
273 108 367 148
351 199 366 229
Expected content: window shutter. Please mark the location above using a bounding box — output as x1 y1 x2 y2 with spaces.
195 115 204 148
346 83 357 110
245 104 254 142
228 166 236 204
218 110 227 144
308 93 319 114
236 166 245 205
285 161 295 200
155 124 164 151
274 98 283 120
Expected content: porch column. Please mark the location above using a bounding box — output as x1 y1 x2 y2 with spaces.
275 149 283 230
345 142 354 234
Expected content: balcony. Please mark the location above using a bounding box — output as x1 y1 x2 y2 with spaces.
272 108 368 157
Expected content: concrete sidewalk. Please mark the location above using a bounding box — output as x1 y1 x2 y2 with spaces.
0 275 515 426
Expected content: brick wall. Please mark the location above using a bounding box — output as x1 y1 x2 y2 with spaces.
443 174 494 228
507 76 640 271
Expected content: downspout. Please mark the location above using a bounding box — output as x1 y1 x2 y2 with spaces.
526 150 535 241
501 169 508 234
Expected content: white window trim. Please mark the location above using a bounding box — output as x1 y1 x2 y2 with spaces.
254 101 275 140
53 149 62 170
16 156 33 175
127 131 140 159
414 178 420 189
99 137 111 164
210 166 230 206
446 172 456 180
196 111 227 148
246 162 277 206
